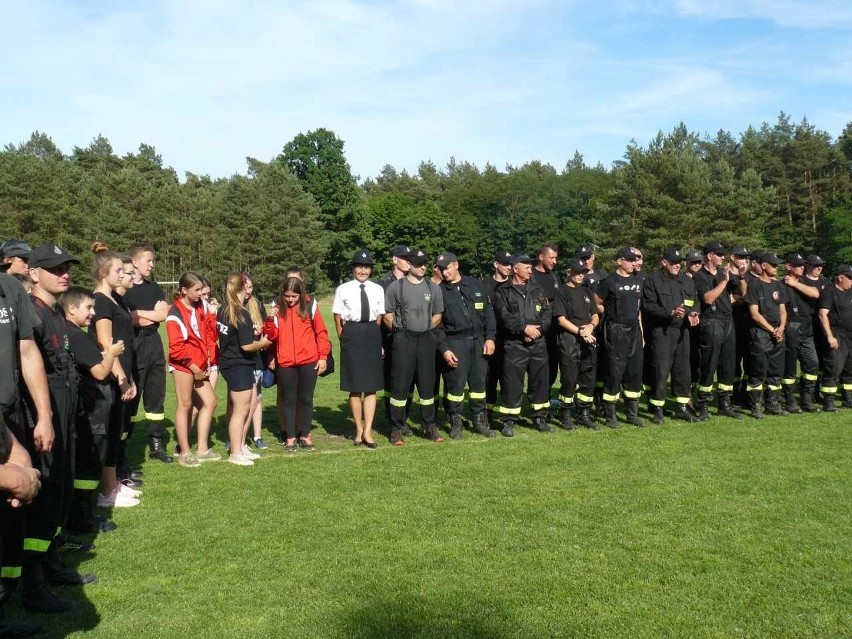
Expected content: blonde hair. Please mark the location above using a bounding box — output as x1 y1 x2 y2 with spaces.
91 241 121 285
222 272 247 327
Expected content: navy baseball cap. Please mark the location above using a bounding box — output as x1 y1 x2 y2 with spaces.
805 254 825 266
392 244 412 258
759 252 781 266
407 249 429 266
730 246 750 258
435 252 458 268
565 257 588 272
662 247 683 262
685 250 703 264
616 247 638 261
836 264 852 278
785 252 806 266
0 239 31 262
576 244 595 259
703 241 726 255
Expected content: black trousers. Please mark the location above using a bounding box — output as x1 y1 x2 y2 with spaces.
557 333 596 408
820 333 852 395
734 312 751 385
649 325 692 407
602 323 643 403
698 318 736 398
73 384 113 490
485 338 505 410
783 320 820 387
389 330 438 430
500 339 549 420
129 331 167 439
1 403 25 589
276 364 318 439
545 329 559 388
105 381 132 467
747 328 785 391
441 336 487 417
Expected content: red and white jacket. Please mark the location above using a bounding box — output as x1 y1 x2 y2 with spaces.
166 300 213 374
264 300 331 368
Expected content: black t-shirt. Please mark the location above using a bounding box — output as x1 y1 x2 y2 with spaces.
532 269 560 302
553 285 596 328
0 274 39 408
819 286 852 335
91 292 135 374
123 280 167 331
694 267 740 320
582 269 608 294
596 272 642 325
67 322 111 410
785 279 819 320
216 307 257 369
745 278 787 327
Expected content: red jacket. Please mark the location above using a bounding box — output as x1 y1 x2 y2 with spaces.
203 300 219 367
264 301 331 368
166 301 211 374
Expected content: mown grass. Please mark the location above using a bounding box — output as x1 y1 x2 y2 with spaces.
12 303 851 638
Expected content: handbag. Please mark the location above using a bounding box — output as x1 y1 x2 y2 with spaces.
261 368 276 388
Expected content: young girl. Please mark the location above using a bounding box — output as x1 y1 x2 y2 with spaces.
217 272 271 466
243 274 269 449
265 276 330 452
167 272 220 467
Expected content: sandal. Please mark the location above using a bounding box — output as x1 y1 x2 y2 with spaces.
285 438 297 453
298 437 316 451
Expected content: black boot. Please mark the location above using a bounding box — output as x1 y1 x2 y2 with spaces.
749 389 764 419
560 406 576 430
718 395 742 420
500 420 515 437
534 415 553 433
603 402 620 429
575 406 597 430
672 404 695 422
148 436 174 463
800 380 820 413
0 609 42 638
765 389 788 416
21 553 75 613
842 389 852 409
625 400 645 427
43 544 97 587
823 393 837 412
448 414 464 440
782 384 802 414
651 405 665 424
695 390 712 422
473 412 496 438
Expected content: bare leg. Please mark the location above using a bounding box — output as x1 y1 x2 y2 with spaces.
172 370 195 455
194 380 218 455
251 392 264 440
228 389 253 457
363 392 377 444
349 393 364 442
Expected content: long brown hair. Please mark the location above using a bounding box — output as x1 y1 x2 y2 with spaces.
222 272 247 327
91 241 121 286
278 276 311 321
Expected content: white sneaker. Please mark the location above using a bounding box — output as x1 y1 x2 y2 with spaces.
228 454 254 466
97 487 140 508
241 445 260 460
118 482 142 499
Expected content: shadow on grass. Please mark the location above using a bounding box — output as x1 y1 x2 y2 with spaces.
313 401 355 439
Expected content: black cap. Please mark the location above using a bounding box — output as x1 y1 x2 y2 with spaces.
392 244 412 258
703 241 726 255
730 246 749 258
805 254 825 266
351 249 375 266
494 250 512 265
0 239 32 262
616 247 638 261
576 244 594 259
435 252 458 268
662 247 684 262
407 249 429 267
785 252 806 266
510 252 532 265
759 252 781 266
750 250 766 262
565 257 588 272
28 244 80 269
685 250 703 264
835 264 852 278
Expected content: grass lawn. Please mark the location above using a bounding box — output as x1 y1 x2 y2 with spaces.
11 303 851 638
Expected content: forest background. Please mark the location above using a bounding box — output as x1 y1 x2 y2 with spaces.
1 113 851 298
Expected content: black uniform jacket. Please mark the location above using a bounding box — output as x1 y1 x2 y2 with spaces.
436 275 496 355
493 279 552 343
642 270 697 330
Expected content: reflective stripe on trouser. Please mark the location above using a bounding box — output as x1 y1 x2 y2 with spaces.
0 497 25 586
748 327 786 391
500 339 549 419
442 336 488 416
603 322 643 400
820 332 852 394
557 332 597 409
390 329 438 430
129 331 168 439
649 324 692 404
698 318 736 396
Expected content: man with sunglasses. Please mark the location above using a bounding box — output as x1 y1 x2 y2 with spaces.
693 242 745 421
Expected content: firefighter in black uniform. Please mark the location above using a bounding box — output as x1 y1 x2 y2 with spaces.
532 243 560 391
693 242 745 420
553 258 599 430
685 249 704 389
577 244 608 412
435 252 497 439
803 254 831 402
642 248 700 424
24 244 96 613
123 244 172 464
729 247 752 405
745 252 788 418
781 252 821 412
595 247 645 428
483 250 512 417
377 245 412 430
493 253 552 436
817 264 852 411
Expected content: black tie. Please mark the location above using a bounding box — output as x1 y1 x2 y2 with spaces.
360 284 369 322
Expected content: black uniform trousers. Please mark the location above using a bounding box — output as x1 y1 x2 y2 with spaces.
783 320 820 388
602 323 643 403
688 324 701 386
389 330 438 430
1 403 25 589
733 310 751 387
129 330 167 440
820 332 852 396
441 336 487 416
485 337 505 411
500 339 550 420
649 325 692 407
557 333 596 408
697 318 736 400
747 328 785 391
73 384 113 491
545 329 559 388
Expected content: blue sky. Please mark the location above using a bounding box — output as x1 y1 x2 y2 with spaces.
2 0 850 181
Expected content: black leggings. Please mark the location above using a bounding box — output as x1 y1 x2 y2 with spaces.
276 364 318 439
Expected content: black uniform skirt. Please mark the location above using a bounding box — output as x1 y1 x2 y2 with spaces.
340 321 384 393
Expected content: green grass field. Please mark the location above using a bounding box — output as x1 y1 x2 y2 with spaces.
10 304 851 638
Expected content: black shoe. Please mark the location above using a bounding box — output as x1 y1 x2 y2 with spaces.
68 515 117 535
45 565 98 587
603 403 620 429
448 415 464 440
717 398 742 420
672 406 695 422
625 400 645 427
276 432 287 445
400 425 415 438
0 613 43 638
22 586 76 613
473 413 496 438
534 416 553 433
58 537 97 554
651 407 665 425
148 437 174 463
501 422 515 438
823 396 838 413
389 429 405 446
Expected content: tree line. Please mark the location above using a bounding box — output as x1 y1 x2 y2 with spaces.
1 113 850 299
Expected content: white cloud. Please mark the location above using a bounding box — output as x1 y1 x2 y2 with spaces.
674 0 852 29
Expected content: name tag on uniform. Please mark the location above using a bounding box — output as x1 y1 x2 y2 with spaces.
474 302 484 310
535 304 541 313
684 300 695 307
